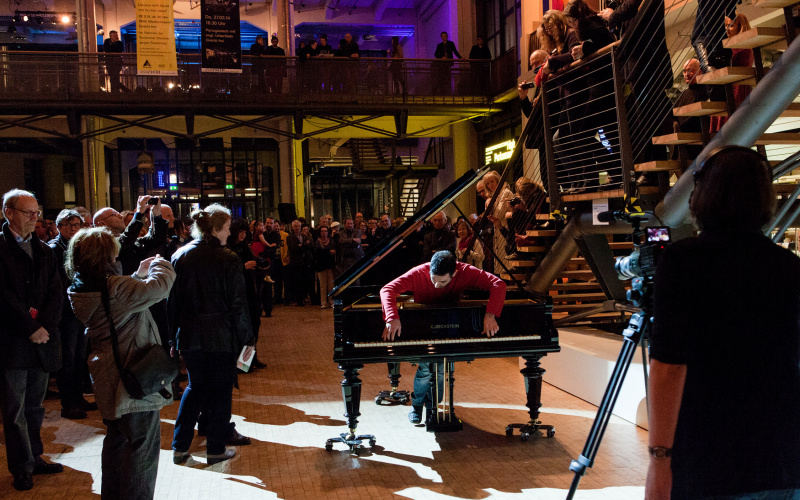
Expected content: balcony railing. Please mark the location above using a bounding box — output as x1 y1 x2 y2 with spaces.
0 51 501 108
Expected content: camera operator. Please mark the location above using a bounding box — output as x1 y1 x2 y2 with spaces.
646 146 800 499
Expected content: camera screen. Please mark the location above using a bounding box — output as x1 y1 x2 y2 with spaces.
646 227 670 243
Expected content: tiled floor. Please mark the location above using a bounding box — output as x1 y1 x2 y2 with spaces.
0 304 648 499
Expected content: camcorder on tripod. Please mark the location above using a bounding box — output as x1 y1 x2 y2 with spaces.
566 212 671 499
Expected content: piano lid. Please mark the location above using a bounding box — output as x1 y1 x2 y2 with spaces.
330 166 491 297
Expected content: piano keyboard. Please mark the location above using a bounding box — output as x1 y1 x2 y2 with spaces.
354 335 542 348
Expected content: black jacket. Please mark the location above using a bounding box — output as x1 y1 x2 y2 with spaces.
118 212 169 276
168 239 253 353
0 223 62 371
286 231 313 267
48 233 76 322
435 40 462 59
422 227 456 262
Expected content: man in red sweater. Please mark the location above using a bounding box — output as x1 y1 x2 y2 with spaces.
381 250 506 424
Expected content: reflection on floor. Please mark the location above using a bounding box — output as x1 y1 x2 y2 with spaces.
0 304 648 499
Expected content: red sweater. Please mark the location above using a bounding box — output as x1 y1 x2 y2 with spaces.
380 262 507 322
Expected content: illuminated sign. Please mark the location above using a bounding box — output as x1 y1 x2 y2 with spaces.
485 139 515 165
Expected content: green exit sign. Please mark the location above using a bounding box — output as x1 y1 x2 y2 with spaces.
225 184 233 190
169 185 178 191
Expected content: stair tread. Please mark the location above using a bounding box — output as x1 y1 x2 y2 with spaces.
634 160 687 172
672 102 800 119
653 132 800 146
550 282 603 290
695 66 756 85
724 27 786 49
509 260 537 267
652 132 704 145
517 245 547 252
550 293 608 302
673 101 727 117
554 303 608 312
753 0 799 8
561 189 625 202
561 270 596 277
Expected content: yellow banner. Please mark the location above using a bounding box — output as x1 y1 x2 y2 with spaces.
136 0 178 76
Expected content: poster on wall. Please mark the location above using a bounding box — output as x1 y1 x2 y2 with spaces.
201 0 242 73
135 0 178 75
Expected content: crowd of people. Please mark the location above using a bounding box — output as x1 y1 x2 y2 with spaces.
0 166 547 496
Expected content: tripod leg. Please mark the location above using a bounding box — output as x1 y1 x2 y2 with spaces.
566 310 651 499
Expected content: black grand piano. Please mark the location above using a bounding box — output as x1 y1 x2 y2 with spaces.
326 167 560 453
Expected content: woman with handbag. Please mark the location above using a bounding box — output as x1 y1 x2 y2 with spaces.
168 204 254 466
66 227 176 500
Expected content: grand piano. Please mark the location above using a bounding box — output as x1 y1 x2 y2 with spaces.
326 167 560 453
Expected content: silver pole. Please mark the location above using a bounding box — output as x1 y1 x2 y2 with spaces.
657 36 800 228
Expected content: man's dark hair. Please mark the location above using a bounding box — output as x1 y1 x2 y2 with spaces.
430 250 457 276
256 35 263 41
320 34 327 40
109 30 118 35
56 209 82 227
441 31 448 37
691 146 775 233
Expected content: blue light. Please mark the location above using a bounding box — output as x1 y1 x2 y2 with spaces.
157 171 166 188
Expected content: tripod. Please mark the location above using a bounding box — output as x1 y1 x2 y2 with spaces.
566 276 652 499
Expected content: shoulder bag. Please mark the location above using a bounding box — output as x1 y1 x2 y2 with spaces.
100 277 177 400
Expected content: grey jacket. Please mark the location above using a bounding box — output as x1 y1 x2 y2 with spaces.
69 259 176 420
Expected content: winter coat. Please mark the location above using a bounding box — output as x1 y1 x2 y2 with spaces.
68 259 175 420
168 239 254 353
0 223 62 372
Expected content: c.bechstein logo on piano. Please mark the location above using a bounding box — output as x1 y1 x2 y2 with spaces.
431 324 460 329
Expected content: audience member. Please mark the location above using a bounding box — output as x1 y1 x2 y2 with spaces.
250 35 267 89
170 204 254 466
454 220 485 269
433 32 462 95
103 30 128 92
388 36 405 94
66 228 175 500
314 226 337 308
422 211 456 262
49 209 96 420
0 189 64 492
710 14 753 133
286 220 313 306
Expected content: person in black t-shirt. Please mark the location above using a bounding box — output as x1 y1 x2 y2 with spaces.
647 146 800 499
266 36 286 93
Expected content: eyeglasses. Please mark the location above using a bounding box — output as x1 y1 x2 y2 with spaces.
11 208 42 219
62 222 82 229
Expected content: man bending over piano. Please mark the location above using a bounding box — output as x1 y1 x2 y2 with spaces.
380 250 507 424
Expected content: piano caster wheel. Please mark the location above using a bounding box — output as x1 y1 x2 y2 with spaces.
352 445 361 456
325 441 333 452
505 426 513 436
375 397 382 405
547 428 556 438
369 439 376 447
520 433 530 442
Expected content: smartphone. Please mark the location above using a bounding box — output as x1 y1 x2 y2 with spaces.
147 197 160 205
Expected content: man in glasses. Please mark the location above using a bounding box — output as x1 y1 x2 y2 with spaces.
48 209 96 420
0 189 65 491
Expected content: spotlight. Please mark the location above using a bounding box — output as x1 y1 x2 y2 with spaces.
61 15 71 24
23 15 29 22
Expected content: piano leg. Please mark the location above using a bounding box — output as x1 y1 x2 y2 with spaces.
506 355 555 441
326 363 376 454
375 362 410 405
426 361 463 432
